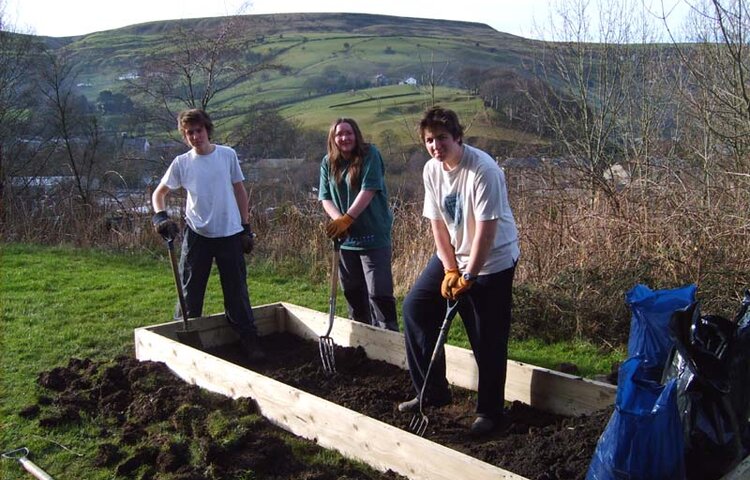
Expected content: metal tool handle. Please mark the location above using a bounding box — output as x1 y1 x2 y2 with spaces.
167 238 190 329
418 299 461 403
2 448 54 480
428 299 461 365
325 243 340 337
19 457 55 480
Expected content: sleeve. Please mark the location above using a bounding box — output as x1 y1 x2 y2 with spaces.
473 163 504 221
160 157 182 190
318 156 332 201
422 161 441 220
360 146 386 191
228 148 245 184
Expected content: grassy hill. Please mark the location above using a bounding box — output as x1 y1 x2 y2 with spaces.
34 12 544 145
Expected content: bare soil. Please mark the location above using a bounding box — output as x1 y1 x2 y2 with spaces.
24 333 613 479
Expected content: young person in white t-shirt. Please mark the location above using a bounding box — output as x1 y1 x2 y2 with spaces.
150 109 264 361
398 106 520 436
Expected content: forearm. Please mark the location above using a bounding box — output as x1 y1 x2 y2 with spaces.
346 190 376 219
322 189 376 220
431 219 457 270
151 184 170 213
465 219 498 275
233 182 249 224
321 199 341 220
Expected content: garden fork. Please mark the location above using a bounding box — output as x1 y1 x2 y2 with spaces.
410 298 461 436
2 447 54 480
319 242 340 373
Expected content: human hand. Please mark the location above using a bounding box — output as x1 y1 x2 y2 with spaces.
440 268 461 299
325 213 354 239
152 211 179 241
450 275 475 299
241 223 254 254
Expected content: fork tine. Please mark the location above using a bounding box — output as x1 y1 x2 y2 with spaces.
319 336 336 373
409 413 429 436
416 417 428 436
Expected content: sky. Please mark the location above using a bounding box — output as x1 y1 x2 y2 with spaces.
3 0 690 40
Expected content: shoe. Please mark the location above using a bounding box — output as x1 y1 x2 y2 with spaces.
398 397 420 412
469 416 496 437
240 335 267 363
397 395 451 413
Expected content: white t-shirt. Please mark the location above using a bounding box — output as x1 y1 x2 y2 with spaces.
422 144 520 274
160 145 245 238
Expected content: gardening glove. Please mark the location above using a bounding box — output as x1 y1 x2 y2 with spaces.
241 223 254 254
440 268 461 299
325 213 354 239
450 274 476 299
152 211 179 241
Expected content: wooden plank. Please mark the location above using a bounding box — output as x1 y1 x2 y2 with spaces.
280 302 616 416
722 453 750 480
139 304 283 350
134 326 526 480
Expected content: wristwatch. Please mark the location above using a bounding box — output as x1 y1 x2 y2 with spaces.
463 272 478 281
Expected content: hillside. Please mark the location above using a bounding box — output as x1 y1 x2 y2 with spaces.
31 12 543 144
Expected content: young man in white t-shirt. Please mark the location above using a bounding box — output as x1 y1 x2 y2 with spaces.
398 106 520 436
151 109 263 360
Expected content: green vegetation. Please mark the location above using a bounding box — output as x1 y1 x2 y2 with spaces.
1 242 619 478
42 12 540 146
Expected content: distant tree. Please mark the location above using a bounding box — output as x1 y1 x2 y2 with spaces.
525 0 667 203
38 51 106 205
378 129 399 157
96 90 134 115
126 12 279 132
661 0 750 173
477 69 538 129
416 48 451 106
0 16 48 201
232 109 304 160
458 66 483 94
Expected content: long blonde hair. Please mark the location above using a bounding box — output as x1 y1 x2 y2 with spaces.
326 118 369 188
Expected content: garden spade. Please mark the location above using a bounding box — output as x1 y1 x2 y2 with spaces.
166 238 204 349
409 298 461 437
2 447 54 480
319 242 340 373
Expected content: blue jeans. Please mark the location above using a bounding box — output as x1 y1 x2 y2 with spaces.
178 227 257 338
338 247 399 331
402 254 516 419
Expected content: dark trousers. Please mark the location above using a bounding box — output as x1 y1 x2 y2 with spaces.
178 227 257 338
339 247 399 331
402 254 515 419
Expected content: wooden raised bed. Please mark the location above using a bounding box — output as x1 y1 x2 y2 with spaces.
133 303 749 480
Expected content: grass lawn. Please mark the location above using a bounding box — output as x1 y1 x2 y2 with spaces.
1 242 622 478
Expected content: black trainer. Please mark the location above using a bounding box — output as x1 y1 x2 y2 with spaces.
469 415 503 437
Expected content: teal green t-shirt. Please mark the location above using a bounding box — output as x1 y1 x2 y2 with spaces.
318 145 393 251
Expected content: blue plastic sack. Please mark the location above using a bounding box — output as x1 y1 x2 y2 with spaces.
586 357 685 480
625 284 697 371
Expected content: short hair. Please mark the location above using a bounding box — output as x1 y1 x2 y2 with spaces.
418 106 464 144
177 109 214 139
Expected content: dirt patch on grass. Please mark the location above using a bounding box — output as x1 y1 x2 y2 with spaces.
25 355 406 479
24 334 612 479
